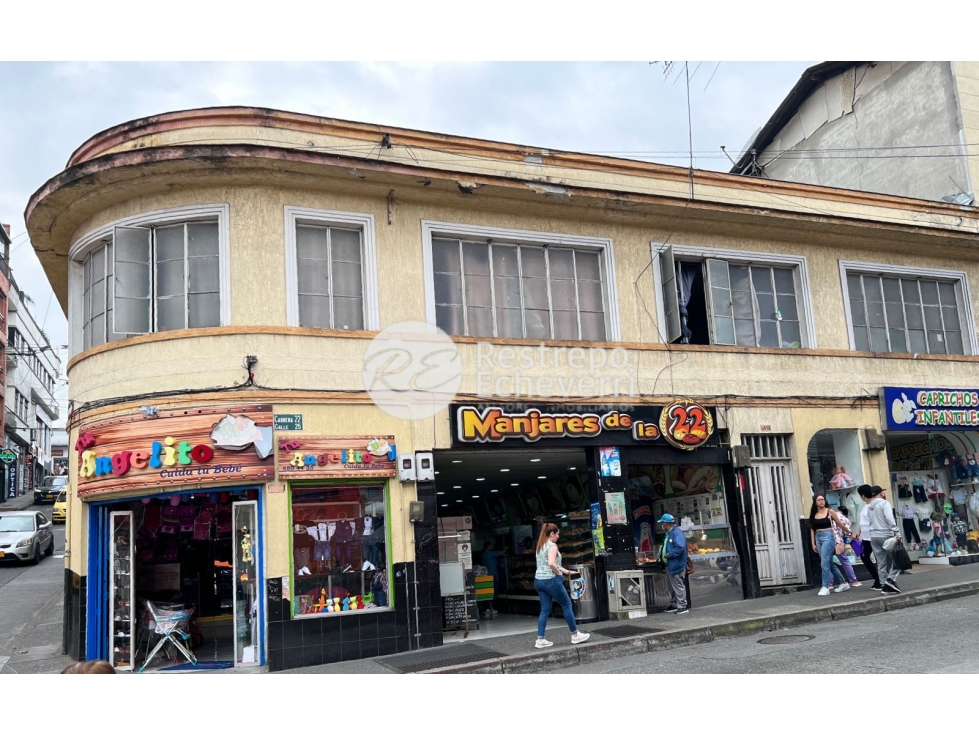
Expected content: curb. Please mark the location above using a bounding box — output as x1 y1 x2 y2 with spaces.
422 579 979 674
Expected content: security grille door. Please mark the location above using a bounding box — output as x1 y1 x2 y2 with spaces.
744 436 804 587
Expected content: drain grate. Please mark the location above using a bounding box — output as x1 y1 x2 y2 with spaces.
377 643 506 673
595 625 664 639
757 634 814 645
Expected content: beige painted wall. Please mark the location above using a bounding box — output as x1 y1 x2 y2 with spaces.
67 183 979 367
60 150 979 582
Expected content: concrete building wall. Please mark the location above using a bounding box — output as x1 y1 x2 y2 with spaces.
29 107 979 665
757 61 972 201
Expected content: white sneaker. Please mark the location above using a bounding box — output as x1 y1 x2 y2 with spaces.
818 586 831 596
834 583 850 593
535 638 553 649
571 631 591 645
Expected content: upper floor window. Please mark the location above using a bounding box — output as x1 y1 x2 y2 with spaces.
424 222 616 342
657 244 814 349
72 205 229 353
842 262 975 355
284 207 379 331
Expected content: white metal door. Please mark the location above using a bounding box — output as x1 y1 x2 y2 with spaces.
744 436 805 587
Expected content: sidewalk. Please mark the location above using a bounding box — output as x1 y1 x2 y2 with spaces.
0 493 36 512
289 562 979 674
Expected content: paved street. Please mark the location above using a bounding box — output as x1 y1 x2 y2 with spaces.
0 501 73 673
567 600 979 674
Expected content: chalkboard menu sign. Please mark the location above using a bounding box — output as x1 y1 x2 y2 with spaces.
442 570 478 630
267 577 284 622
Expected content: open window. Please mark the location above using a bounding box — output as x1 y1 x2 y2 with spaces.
76 207 227 352
657 245 810 349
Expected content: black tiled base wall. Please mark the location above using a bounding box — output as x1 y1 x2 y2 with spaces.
267 560 442 671
63 569 86 661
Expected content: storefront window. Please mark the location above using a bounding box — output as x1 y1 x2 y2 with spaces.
807 429 866 518
291 485 389 616
886 432 979 558
628 464 736 562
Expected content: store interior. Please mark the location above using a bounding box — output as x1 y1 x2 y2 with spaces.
884 431 979 560
104 490 260 671
434 449 743 639
290 485 389 617
434 449 590 641
627 463 742 606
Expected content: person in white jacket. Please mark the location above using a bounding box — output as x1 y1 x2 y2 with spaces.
859 484 902 594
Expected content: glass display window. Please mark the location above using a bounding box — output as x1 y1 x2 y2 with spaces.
291 484 389 616
628 463 730 565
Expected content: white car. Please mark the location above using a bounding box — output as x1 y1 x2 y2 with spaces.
0 511 55 564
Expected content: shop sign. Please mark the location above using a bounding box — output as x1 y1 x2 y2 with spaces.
452 400 716 451
7 462 17 500
75 405 276 498
277 436 397 479
0 449 16 464
273 414 304 431
883 386 979 431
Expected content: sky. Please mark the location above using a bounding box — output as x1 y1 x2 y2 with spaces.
0 61 814 425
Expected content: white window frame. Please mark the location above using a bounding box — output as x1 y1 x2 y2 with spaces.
284 206 379 330
651 242 817 348
422 220 621 341
839 259 978 355
67 204 231 357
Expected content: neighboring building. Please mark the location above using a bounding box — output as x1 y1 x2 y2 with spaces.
26 107 979 671
732 61 979 203
0 224 9 501
51 427 68 474
4 274 61 501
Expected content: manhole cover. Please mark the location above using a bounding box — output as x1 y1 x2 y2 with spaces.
757 634 815 645
377 643 505 673
595 625 664 639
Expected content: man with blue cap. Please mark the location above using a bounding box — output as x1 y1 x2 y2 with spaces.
659 514 689 614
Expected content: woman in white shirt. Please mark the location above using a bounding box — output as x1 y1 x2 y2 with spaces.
851 485 882 591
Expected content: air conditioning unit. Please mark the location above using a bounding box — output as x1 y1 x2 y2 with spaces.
607 570 647 619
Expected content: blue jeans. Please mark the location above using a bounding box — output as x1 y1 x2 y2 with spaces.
535 576 577 637
816 530 845 587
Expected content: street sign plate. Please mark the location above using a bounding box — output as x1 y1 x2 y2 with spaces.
273 414 303 431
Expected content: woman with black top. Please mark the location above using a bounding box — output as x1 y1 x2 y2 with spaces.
810 494 849 596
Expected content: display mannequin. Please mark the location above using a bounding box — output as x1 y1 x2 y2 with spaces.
968 489 979 532
307 518 333 573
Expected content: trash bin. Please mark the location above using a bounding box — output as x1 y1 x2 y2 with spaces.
569 563 598 622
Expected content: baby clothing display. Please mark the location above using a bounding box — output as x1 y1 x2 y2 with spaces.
951 514 969 547
307 522 333 563
912 478 928 504
829 467 854 490
899 504 921 544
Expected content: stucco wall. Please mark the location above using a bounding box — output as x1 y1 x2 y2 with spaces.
64 182 979 371
758 61 972 201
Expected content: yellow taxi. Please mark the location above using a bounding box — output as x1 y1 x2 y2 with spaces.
52 491 68 523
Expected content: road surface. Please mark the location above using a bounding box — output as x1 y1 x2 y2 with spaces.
568 598 979 674
0 505 73 673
